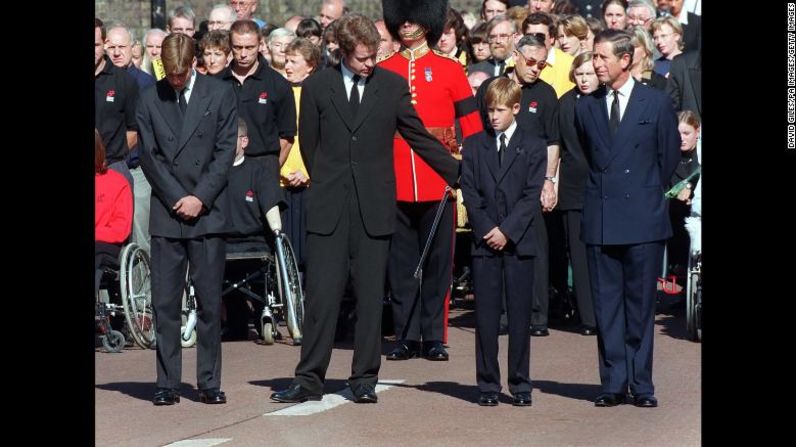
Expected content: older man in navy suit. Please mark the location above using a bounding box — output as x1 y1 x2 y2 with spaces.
574 29 680 408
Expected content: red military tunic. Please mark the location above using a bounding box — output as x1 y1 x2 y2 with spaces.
379 45 482 202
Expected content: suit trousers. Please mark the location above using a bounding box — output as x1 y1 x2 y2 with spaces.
562 210 595 327
151 236 226 390
473 255 534 394
586 241 664 396
294 188 391 394
130 166 152 253
388 201 455 343
530 210 549 328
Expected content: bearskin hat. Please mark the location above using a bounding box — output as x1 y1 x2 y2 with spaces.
382 0 449 47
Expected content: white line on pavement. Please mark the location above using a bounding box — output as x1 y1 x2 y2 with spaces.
264 379 405 416
162 439 232 447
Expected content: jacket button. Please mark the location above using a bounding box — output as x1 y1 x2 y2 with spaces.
603 195 608 199
173 161 179 167
352 136 358 141
625 193 630 199
602 168 607 173
624 169 630 174
195 160 200 166
168 136 174 141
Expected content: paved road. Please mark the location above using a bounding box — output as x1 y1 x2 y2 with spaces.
95 303 700 446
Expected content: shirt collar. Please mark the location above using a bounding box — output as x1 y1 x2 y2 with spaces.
609 75 635 98
546 47 557 65
175 69 197 98
341 61 361 84
497 119 518 145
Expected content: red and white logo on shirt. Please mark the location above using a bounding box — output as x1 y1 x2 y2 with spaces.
106 89 116 102
258 92 268 105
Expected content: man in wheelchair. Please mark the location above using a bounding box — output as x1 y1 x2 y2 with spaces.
222 118 286 340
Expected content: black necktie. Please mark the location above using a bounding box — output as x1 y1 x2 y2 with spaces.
498 133 506 167
350 74 361 116
609 90 620 135
178 89 187 116
497 60 505 76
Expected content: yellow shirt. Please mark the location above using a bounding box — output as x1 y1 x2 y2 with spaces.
279 85 309 187
539 48 576 99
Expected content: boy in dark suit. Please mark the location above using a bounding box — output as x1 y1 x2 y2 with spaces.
460 77 547 407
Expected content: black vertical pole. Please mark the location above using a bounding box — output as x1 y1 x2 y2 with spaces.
151 0 166 29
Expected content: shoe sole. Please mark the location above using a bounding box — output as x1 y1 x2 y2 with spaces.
153 396 179 406
200 397 227 404
478 401 498 406
353 397 378 404
271 395 322 403
385 353 419 361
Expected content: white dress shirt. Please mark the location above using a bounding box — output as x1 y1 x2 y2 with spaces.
605 76 635 122
341 62 365 103
495 119 517 152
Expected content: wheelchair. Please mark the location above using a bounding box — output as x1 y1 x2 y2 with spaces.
684 216 702 342
97 242 155 352
180 230 305 347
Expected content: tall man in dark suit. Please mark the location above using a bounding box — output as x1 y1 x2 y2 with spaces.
666 49 700 121
137 33 238 406
270 13 460 405
574 30 680 408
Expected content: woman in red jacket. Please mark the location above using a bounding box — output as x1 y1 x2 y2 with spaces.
95 128 133 295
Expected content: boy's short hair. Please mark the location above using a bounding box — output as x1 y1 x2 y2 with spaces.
237 118 248 137
485 77 521 109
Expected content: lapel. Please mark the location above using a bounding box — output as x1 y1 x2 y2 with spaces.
154 80 182 140
482 130 500 182
176 74 212 158
604 82 646 166
496 127 524 184
591 86 612 148
351 72 380 133
330 66 355 131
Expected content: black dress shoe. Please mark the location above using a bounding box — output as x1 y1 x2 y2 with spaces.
594 393 626 407
580 326 597 336
199 388 227 404
478 392 499 406
386 341 420 361
530 326 550 337
270 383 323 403
512 392 532 406
351 384 378 404
633 395 658 408
153 388 180 406
422 341 449 361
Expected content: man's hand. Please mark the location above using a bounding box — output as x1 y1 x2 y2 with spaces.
287 171 309 187
483 226 508 251
541 181 558 212
173 195 205 220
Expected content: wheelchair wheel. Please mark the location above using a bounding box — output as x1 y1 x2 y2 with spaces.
275 234 304 345
180 274 198 348
119 243 156 349
261 318 275 345
686 256 702 342
101 330 126 353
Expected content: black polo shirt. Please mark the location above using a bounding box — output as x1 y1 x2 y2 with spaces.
95 56 139 164
220 55 296 158
477 76 559 146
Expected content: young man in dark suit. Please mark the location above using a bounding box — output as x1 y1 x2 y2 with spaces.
137 33 238 406
270 13 460 405
574 29 680 408
460 77 546 407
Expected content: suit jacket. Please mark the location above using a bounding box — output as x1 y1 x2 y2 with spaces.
557 88 589 211
682 12 701 53
137 73 238 239
574 82 680 245
460 127 546 257
298 65 460 237
666 50 701 121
